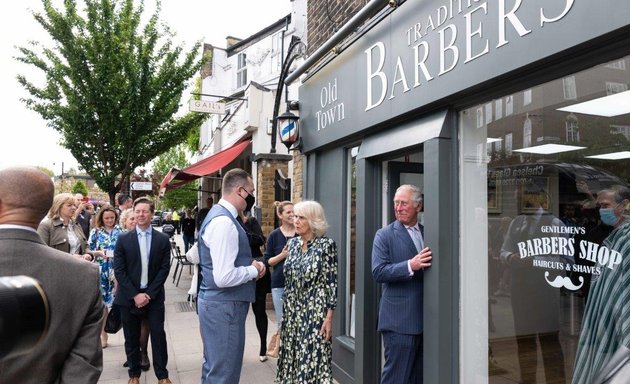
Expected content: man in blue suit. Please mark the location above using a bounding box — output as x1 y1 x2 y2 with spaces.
372 184 432 384
114 197 173 384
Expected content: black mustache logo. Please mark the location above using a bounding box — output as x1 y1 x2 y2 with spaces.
544 272 584 290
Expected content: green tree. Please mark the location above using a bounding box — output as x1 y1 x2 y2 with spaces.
72 179 89 196
16 0 206 204
152 144 197 210
36 166 54 177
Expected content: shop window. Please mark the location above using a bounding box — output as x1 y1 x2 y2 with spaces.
523 89 532 106
495 99 503 120
522 116 532 148
237 53 247 88
605 81 628 95
460 54 630 383
270 31 282 72
505 95 513 116
605 59 626 70
344 145 359 338
565 115 580 142
563 76 577 99
610 124 630 140
485 102 493 124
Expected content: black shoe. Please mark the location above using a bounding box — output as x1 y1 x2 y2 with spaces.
140 354 150 371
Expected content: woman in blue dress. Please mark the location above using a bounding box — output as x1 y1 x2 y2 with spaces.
88 206 122 348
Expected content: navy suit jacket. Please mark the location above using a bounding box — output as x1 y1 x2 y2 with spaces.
372 220 425 335
114 227 171 306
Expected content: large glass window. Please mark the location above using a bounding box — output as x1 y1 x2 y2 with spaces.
461 55 630 383
345 146 359 337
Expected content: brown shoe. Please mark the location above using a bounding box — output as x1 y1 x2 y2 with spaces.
128 378 140 384
157 379 172 384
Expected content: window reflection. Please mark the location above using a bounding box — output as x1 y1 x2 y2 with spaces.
461 54 630 383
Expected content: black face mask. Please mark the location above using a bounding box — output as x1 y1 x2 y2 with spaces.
241 188 255 212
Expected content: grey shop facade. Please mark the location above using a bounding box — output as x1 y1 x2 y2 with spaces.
294 1 630 383
299 0 630 384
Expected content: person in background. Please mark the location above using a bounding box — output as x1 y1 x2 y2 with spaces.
572 186 630 384
119 208 136 231
75 193 94 238
87 206 122 348
117 194 133 216
0 166 104 383
181 209 196 253
275 200 338 383
172 210 181 235
161 213 176 238
263 201 295 358
38 192 96 262
118 207 151 371
372 184 432 384
238 209 270 362
114 197 172 384
197 169 266 383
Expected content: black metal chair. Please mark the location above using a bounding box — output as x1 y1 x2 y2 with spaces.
172 245 193 287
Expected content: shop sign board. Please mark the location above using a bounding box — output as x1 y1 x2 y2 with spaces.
299 0 630 152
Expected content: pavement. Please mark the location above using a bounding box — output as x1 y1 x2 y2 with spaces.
98 232 279 384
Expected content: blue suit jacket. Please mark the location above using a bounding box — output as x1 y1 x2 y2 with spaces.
114 228 171 306
372 220 425 334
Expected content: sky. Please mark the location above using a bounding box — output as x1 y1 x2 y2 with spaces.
0 0 291 175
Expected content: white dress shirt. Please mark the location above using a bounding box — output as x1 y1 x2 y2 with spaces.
201 199 258 288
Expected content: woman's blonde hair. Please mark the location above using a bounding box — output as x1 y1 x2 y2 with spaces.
47 193 77 219
119 208 134 229
293 200 329 237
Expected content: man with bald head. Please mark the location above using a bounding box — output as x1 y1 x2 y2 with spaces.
0 167 104 383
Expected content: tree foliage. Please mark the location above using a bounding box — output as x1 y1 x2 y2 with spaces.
152 144 197 210
72 179 89 196
16 0 207 203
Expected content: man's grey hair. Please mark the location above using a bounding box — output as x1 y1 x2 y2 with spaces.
396 184 423 204
222 168 252 195
599 185 630 205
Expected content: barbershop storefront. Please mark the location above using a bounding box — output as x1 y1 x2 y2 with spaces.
295 1 630 383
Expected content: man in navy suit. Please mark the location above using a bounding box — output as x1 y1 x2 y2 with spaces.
372 184 432 384
114 197 172 384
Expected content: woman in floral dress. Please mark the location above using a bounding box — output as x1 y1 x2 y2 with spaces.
275 200 338 384
88 206 122 347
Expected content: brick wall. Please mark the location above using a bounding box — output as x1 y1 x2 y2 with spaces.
256 158 291 237
307 0 368 54
292 151 304 203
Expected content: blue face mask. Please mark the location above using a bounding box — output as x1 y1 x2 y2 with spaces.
599 208 618 226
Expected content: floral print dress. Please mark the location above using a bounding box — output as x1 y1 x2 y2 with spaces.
88 225 122 307
275 236 338 384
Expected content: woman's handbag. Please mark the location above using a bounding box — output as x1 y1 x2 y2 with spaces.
266 330 280 358
104 304 122 334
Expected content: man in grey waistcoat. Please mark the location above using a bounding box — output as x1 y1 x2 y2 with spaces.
197 168 266 384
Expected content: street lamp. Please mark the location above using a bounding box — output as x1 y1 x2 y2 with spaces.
270 36 306 153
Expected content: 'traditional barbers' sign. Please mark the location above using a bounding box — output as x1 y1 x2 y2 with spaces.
299 0 630 151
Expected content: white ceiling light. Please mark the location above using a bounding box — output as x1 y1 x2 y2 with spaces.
513 144 586 154
487 137 503 143
585 151 630 160
557 90 630 117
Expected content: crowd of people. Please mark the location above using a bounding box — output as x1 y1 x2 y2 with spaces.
6 164 625 384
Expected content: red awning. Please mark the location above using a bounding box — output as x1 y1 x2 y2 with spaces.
159 140 251 195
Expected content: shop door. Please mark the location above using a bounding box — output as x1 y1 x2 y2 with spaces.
377 158 424 374
387 161 424 223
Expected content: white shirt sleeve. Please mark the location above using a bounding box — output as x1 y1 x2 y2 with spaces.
202 215 258 288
